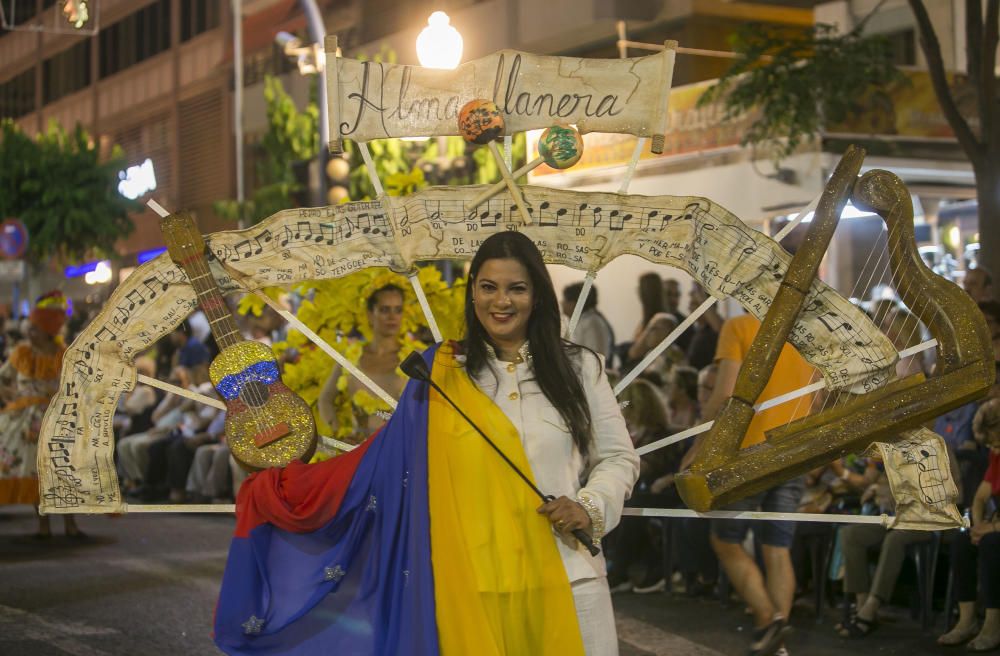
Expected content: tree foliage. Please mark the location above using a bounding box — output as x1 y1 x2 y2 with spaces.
215 75 320 225
0 119 137 261
703 2 1000 293
699 22 905 162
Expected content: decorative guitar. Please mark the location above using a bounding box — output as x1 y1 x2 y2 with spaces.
160 212 317 471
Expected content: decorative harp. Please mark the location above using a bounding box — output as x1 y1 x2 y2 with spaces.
675 146 995 512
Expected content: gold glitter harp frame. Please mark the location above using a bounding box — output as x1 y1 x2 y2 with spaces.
34 46 992 515
674 147 995 511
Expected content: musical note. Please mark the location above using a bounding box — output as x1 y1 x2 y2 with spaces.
94 326 117 343
609 209 633 231
142 276 168 300
642 209 670 231
111 307 130 329
475 209 498 227
234 239 253 260
816 312 853 333
804 298 824 314
253 229 273 251
316 222 341 245
910 444 948 505
529 201 555 227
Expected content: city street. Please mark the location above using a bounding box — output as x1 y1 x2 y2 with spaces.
0 507 955 655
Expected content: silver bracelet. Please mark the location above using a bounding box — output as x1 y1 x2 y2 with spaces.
575 493 605 541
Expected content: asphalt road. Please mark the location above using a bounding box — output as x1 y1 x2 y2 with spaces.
0 508 962 655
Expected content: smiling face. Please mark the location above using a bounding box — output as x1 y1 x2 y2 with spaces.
472 258 534 350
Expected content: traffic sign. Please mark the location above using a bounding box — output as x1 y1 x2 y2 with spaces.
0 219 28 259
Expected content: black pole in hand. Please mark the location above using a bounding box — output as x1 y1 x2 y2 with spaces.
401 352 600 557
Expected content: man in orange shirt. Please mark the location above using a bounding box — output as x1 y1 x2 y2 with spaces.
697 313 815 656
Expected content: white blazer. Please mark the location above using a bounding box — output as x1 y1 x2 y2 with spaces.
469 342 640 583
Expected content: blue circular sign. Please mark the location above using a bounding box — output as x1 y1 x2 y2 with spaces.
0 219 28 259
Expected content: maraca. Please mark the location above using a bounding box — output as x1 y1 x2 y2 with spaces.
458 99 533 225
468 124 584 210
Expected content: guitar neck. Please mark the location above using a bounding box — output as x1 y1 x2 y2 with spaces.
160 211 244 351
186 263 243 351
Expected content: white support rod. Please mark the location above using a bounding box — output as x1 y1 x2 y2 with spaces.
147 198 170 217
635 337 941 456
774 193 821 241
755 380 826 413
258 295 398 409
613 190 824 398
358 142 385 197
469 157 541 208
565 272 596 339
899 338 938 359
503 135 513 171
614 297 714 395
636 421 712 456
623 507 892 526
320 435 357 452
487 141 533 225
232 0 245 228
615 39 773 62
408 272 443 343
616 137 646 195
137 374 226 410
125 504 235 513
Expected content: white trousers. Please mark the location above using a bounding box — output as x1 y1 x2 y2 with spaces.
572 577 619 656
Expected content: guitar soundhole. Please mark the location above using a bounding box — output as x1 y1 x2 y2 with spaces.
240 381 271 408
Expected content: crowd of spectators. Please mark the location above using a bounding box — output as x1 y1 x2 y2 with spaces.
570 269 1000 656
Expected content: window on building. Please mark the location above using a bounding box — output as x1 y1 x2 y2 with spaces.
0 67 36 118
885 29 916 67
99 0 171 79
181 0 221 42
42 39 91 104
1 0 40 35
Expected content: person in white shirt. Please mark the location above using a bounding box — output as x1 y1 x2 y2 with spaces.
561 281 616 367
464 231 640 655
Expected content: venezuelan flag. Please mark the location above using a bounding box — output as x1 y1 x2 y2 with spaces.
214 344 584 655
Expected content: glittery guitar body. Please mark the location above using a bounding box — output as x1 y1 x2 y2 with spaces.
161 212 316 471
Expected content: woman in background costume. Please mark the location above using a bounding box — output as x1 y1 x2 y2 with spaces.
0 292 82 538
214 232 639 655
317 283 408 443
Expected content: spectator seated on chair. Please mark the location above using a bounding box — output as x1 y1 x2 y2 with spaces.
605 379 682 595
937 398 1000 651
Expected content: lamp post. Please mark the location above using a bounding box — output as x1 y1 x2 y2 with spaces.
300 0 329 206
270 1 329 206
415 11 463 70
415 10 463 204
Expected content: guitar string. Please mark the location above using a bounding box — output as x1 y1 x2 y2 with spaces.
182 236 276 447
816 209 891 417
178 227 272 439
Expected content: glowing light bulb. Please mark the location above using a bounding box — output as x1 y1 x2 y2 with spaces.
416 11 463 69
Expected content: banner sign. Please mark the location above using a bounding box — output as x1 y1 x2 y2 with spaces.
325 46 677 152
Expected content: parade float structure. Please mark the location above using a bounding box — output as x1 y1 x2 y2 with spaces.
36 40 992 531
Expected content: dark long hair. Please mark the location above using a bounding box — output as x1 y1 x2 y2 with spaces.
464 231 594 457
638 272 665 327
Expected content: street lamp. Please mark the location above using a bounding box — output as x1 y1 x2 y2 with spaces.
416 11 463 69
